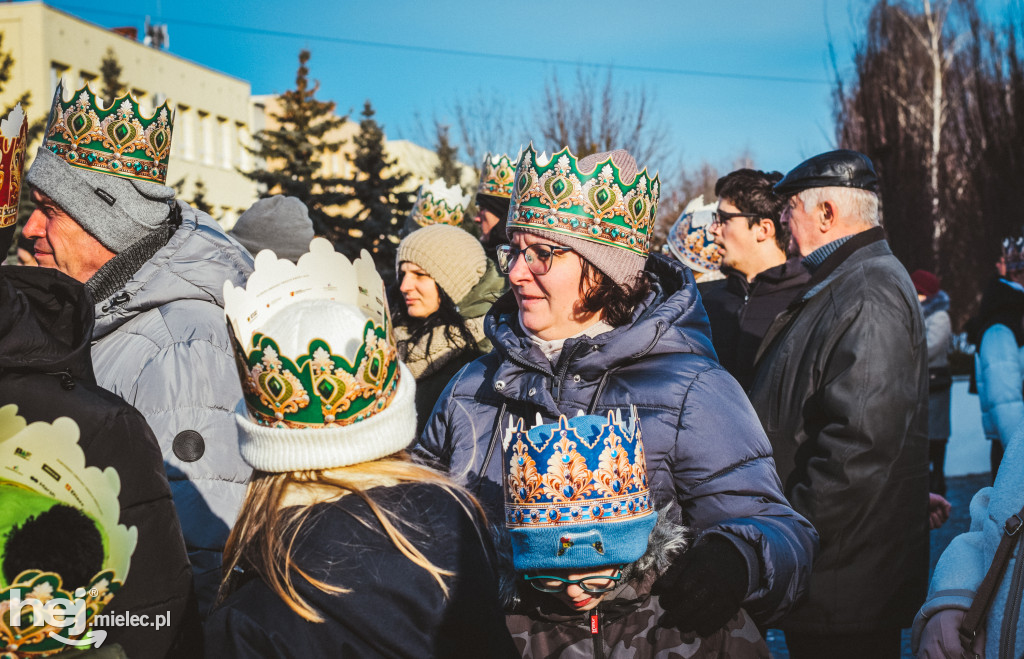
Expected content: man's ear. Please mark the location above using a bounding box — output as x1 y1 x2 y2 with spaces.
818 200 837 233
756 218 775 242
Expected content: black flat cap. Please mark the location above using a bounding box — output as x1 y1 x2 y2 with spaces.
774 149 879 197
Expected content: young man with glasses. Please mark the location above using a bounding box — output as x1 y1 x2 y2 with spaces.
502 411 770 657
701 168 809 389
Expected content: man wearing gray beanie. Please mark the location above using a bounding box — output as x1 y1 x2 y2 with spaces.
22 82 254 617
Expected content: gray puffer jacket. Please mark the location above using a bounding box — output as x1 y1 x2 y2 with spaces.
418 253 818 625
90 201 254 615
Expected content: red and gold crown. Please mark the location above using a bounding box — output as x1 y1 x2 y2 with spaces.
0 104 27 228
42 81 173 184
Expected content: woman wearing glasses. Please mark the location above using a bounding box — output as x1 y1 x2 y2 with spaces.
417 146 816 636
393 223 505 434
501 412 769 657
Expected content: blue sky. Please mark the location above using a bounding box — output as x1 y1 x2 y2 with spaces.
44 0 877 177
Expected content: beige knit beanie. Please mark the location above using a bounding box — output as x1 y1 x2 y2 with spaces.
511 149 648 287
396 224 488 305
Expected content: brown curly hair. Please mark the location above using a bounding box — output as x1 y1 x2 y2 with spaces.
576 261 652 327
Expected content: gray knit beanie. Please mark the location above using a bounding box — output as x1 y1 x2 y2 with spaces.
510 149 648 287
396 224 487 305
25 147 174 254
231 195 315 263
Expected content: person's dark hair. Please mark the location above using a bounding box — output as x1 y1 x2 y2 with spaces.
714 169 787 251
389 280 479 363
577 261 651 327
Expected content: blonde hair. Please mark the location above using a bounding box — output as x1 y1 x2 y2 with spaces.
218 452 488 623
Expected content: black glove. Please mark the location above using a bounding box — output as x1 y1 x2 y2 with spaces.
652 535 749 637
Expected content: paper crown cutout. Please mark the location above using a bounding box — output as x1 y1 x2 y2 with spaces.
502 408 653 530
41 81 174 184
0 405 137 654
664 195 721 274
508 144 660 258
410 179 471 228
224 239 401 428
1004 236 1024 274
477 152 518 199
0 105 27 229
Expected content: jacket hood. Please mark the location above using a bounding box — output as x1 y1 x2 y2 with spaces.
485 252 716 379
0 266 96 382
459 258 507 319
92 201 254 340
496 506 689 617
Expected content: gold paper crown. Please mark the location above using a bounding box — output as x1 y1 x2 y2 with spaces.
477 152 518 199
0 104 27 228
41 81 174 184
410 179 471 228
508 144 660 257
223 239 401 428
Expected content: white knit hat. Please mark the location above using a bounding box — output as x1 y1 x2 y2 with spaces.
396 224 487 305
224 239 416 472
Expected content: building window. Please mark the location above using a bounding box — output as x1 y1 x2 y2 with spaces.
50 62 69 97
219 117 233 169
78 71 97 91
197 111 211 165
177 105 193 161
131 88 148 114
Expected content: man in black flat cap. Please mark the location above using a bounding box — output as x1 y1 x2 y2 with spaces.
748 150 929 658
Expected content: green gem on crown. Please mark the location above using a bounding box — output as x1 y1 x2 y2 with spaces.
508 144 660 258
42 80 174 185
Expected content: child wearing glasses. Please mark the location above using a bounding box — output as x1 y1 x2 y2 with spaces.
501 410 769 658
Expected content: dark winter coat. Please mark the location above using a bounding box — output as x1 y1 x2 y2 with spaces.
699 257 809 390
0 266 199 658
417 253 818 626
89 202 254 615
749 227 930 634
205 482 518 658
504 512 770 658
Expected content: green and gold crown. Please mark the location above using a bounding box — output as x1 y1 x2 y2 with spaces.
224 239 401 429
410 179 471 228
508 145 660 257
477 152 518 199
42 80 174 184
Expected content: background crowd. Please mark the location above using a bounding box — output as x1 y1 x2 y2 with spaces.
1 63 1022 659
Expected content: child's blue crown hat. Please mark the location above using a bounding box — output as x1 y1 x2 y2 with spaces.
503 408 657 571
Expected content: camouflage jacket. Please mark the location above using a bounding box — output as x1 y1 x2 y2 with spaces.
505 571 769 659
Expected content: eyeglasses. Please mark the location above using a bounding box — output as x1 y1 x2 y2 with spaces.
495 243 575 276
710 209 762 228
523 570 623 594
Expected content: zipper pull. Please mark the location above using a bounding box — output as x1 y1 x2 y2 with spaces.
590 613 599 635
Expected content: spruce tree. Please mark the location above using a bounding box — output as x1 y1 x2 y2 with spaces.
245 50 347 237
337 101 413 280
192 178 212 215
99 48 125 108
433 123 460 187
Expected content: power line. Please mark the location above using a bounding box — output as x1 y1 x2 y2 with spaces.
52 3 832 86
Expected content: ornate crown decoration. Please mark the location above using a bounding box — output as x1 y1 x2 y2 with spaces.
1003 236 1024 274
41 81 174 184
0 405 137 654
0 105 27 229
477 152 518 199
664 195 721 274
223 239 401 429
502 409 652 531
508 144 660 257
410 179 471 228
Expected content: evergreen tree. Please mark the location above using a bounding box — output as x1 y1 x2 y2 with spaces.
99 48 125 108
433 123 460 186
191 178 212 215
337 101 413 280
244 50 347 237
